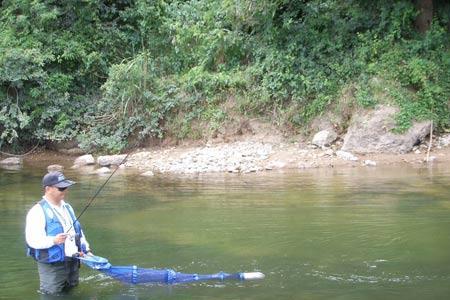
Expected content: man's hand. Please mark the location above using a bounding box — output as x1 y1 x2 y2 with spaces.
53 233 67 245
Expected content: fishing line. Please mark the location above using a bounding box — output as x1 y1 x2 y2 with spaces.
66 151 132 233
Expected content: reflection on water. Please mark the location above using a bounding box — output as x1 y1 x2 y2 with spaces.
1 162 450 299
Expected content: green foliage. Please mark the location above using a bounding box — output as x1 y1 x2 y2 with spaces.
202 106 227 134
357 19 450 131
79 52 176 153
181 67 246 96
355 87 378 108
1 0 449 152
0 48 48 85
0 0 138 149
0 101 31 144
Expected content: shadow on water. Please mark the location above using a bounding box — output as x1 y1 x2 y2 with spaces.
1 163 450 299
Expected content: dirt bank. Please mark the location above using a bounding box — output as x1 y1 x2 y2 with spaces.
123 138 450 175
4 122 450 175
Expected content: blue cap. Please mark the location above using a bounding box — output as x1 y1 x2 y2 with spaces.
42 171 76 188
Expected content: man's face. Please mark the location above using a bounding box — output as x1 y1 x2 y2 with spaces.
45 186 68 201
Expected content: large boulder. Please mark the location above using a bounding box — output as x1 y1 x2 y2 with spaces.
0 157 22 165
342 105 432 154
74 154 95 166
0 157 22 170
97 154 127 166
91 167 111 174
312 129 338 147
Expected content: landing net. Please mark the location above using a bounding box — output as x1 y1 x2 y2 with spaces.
78 255 264 284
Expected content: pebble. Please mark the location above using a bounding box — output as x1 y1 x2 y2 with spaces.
363 160 377 167
92 167 111 174
424 156 437 162
336 150 358 161
141 171 155 176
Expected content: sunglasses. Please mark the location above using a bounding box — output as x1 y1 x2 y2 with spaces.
57 187 68 192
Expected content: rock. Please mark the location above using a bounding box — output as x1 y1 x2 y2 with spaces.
0 157 22 165
324 149 334 156
336 150 359 161
318 149 334 157
227 166 239 173
0 164 22 171
438 134 450 147
92 167 111 174
342 105 432 153
71 165 95 174
129 151 152 161
424 156 437 162
47 164 64 172
141 170 155 176
97 154 127 166
267 161 287 169
298 162 318 169
243 168 258 173
74 154 95 166
414 149 421 154
363 160 377 167
312 130 338 147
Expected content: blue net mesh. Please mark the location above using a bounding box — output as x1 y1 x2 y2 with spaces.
80 255 244 284
102 266 169 284
101 267 241 284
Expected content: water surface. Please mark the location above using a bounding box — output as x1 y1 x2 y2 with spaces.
1 161 450 299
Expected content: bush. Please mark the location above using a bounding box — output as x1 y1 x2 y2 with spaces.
78 52 178 152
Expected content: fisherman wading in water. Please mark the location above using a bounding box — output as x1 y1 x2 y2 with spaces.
25 171 92 295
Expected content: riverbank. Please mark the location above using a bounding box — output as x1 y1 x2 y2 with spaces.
6 125 450 176
123 138 450 175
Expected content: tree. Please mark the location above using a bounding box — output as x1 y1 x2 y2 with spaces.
414 0 434 33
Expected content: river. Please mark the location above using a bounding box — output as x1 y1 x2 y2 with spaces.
1 161 450 299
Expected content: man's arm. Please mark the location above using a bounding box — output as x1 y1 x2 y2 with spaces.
25 205 56 249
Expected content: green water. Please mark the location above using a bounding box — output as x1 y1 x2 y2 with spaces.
1 162 450 299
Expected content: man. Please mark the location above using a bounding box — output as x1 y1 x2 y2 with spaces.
25 171 92 295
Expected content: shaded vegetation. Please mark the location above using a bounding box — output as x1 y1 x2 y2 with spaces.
1 0 449 152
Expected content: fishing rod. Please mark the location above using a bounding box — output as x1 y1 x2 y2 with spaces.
66 151 132 234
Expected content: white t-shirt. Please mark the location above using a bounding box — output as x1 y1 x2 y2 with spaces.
25 198 90 257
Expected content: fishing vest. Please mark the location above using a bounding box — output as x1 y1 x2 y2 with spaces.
27 200 83 263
